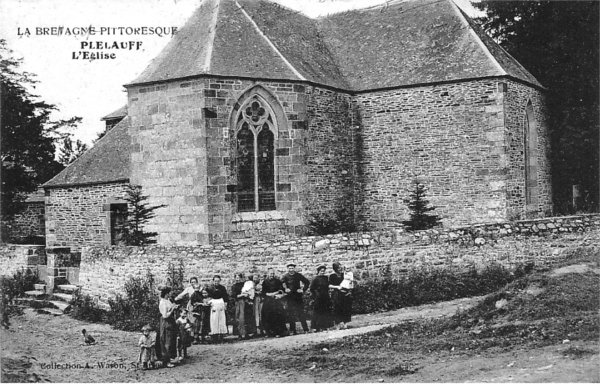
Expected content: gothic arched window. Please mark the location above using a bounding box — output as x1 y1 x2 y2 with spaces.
235 97 276 212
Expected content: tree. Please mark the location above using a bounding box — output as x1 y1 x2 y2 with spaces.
473 1 599 213
0 39 82 217
58 137 88 165
402 180 441 231
121 185 166 246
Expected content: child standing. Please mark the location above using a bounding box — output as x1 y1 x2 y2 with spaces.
138 324 157 370
176 309 193 361
193 289 212 343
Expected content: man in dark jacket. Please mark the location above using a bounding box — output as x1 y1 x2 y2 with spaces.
281 263 310 334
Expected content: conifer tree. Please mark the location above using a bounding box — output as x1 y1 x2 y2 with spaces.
121 185 166 246
402 180 441 231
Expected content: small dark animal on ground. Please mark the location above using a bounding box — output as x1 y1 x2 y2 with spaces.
82 329 96 345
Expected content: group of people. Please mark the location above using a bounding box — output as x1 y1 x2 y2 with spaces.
140 262 354 369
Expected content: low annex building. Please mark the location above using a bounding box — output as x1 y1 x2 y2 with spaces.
43 0 552 249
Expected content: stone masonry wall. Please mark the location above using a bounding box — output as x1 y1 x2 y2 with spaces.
5 202 45 240
504 80 552 218
128 80 209 245
76 214 599 304
125 75 552 245
127 77 355 245
355 79 511 228
203 79 311 242
304 87 356 216
45 182 129 250
0 245 45 277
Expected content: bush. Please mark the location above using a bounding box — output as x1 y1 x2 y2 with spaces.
306 205 360 235
352 263 516 314
402 180 442 231
1 268 39 329
1 268 39 301
69 292 107 323
120 185 167 246
69 263 188 332
105 270 160 331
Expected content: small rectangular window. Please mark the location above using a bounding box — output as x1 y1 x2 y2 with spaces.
110 203 127 245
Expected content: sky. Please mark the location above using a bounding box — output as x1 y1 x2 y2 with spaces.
0 0 481 147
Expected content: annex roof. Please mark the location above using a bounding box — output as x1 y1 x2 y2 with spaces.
101 104 128 121
127 0 543 91
43 118 131 188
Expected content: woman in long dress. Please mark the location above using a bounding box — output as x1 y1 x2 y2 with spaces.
329 262 353 329
310 265 333 332
207 275 229 343
158 287 179 368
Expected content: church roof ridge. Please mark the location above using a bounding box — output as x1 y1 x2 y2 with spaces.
126 0 543 91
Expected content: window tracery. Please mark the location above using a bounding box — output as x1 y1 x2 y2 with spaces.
235 97 276 212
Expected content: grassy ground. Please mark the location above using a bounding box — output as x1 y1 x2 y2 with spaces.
252 248 600 380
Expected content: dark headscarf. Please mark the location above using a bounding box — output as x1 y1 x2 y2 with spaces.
332 262 342 273
160 286 172 298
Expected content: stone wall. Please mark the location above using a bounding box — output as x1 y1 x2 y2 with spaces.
56 76 552 247
127 77 356 245
0 245 45 277
4 202 45 241
45 182 129 250
354 79 551 228
127 79 209 245
504 80 552 218
76 214 599 304
305 87 356 216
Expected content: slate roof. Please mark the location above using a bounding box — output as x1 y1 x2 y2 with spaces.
128 0 543 91
101 104 128 121
43 118 131 188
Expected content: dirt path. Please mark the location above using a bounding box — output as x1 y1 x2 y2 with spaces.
2 295 598 382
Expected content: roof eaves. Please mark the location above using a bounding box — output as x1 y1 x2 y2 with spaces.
234 0 306 81
449 0 507 77
43 179 130 190
100 104 128 121
353 75 507 94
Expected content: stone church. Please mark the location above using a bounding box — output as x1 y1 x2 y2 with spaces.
43 0 552 249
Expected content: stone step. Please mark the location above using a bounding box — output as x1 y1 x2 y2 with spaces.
48 300 71 312
24 290 46 298
15 297 35 305
34 284 47 291
52 293 73 302
56 284 79 292
36 307 63 316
